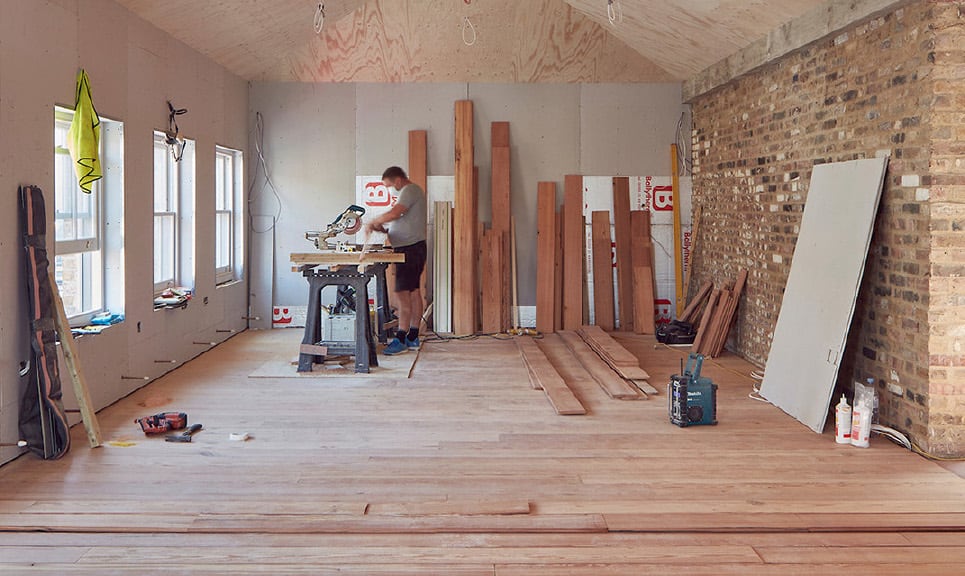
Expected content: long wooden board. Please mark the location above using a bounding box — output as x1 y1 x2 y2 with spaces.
590 210 615 331
491 122 511 331
554 209 564 332
629 210 655 334
558 331 643 400
516 337 587 415
612 177 633 331
433 201 452 333
536 183 557 334
290 252 405 265
480 231 504 334
408 130 427 191
453 100 477 335
49 270 102 448
562 175 584 330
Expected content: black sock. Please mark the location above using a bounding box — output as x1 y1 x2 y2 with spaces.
396 330 407 342
407 327 419 341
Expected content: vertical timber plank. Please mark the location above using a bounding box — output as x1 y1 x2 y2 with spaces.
612 177 633 331
536 182 557 334
630 210 655 334
453 100 476 335
408 130 427 191
591 210 615 331
563 174 584 330
554 209 564 332
491 122 511 331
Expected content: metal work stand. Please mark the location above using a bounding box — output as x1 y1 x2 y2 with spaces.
297 263 391 373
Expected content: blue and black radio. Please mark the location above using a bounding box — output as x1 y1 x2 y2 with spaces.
669 353 718 427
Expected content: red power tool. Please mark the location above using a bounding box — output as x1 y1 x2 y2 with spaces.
135 412 188 435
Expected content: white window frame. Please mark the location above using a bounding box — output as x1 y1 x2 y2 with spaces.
215 146 242 285
154 132 180 293
54 107 104 323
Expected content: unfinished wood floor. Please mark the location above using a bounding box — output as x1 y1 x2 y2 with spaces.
1 328 964 574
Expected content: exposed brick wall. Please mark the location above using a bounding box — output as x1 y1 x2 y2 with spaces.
689 1 963 455
926 1 965 457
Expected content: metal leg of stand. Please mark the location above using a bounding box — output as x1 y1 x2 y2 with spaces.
298 278 324 372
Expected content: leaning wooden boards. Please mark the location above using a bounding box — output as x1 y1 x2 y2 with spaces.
536 183 557 334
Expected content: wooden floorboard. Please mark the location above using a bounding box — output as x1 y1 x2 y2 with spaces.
0 329 962 572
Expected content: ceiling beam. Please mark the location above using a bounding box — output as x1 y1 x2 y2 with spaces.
683 0 910 101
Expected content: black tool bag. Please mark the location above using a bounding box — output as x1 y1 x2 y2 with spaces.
19 185 71 459
656 320 697 345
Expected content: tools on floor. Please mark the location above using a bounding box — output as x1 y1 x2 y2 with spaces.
166 423 203 443
669 353 718 427
135 412 188 435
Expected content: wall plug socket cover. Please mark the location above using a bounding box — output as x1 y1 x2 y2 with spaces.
886 382 903 396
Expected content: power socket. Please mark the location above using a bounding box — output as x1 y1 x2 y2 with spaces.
886 382 903 397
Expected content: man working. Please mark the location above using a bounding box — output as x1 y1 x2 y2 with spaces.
365 166 427 355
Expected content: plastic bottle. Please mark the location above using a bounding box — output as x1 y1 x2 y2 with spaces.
851 399 872 448
835 395 852 444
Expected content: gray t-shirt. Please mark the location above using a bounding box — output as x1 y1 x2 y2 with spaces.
386 182 427 247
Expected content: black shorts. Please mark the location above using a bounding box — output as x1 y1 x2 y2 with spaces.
393 240 427 292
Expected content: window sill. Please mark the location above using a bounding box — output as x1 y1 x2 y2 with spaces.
216 278 243 290
70 319 123 338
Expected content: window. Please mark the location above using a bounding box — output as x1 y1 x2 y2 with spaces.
215 146 242 285
154 132 196 297
154 132 178 292
53 107 124 323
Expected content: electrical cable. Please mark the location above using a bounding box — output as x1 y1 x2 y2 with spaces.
313 3 325 34
247 111 283 234
607 0 623 25
675 110 694 176
462 16 476 46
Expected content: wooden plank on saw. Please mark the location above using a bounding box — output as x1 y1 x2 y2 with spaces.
558 331 643 400
536 182 557 334
563 174 584 330
590 210 615 331
711 269 748 358
453 100 477 335
681 280 713 324
612 176 633 331
692 288 721 352
516 337 587 415
629 210 655 334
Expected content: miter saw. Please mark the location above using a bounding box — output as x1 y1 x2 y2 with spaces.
305 204 366 249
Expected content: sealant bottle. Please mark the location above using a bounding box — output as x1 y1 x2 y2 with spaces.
835 395 852 444
851 399 872 448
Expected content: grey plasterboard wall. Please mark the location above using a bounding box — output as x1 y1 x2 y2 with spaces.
0 0 249 466
249 82 682 323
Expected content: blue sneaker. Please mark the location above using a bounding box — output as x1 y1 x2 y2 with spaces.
405 337 421 350
383 338 408 355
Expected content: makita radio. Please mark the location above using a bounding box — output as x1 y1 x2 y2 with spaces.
669 353 718 427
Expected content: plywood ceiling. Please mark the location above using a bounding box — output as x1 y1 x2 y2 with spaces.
117 0 830 82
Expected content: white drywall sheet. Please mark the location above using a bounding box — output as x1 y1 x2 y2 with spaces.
760 157 888 433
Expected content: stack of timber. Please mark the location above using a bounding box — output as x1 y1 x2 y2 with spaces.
557 331 644 400
692 269 748 358
516 337 586 415
577 325 658 395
